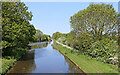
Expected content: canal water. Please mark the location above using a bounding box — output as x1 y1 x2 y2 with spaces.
8 41 83 73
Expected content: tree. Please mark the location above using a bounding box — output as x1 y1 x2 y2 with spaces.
52 32 63 40
70 3 118 40
68 3 118 65
34 30 43 42
2 2 36 58
34 30 51 42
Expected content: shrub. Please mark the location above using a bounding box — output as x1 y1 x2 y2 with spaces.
88 38 118 64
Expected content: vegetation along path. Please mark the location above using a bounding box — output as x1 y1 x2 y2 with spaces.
54 41 118 74
56 41 101 73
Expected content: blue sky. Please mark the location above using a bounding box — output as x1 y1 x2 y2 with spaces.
24 2 118 36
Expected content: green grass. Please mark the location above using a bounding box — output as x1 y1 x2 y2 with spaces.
1 58 16 74
53 41 118 73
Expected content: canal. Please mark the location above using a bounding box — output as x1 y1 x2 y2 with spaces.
7 41 83 73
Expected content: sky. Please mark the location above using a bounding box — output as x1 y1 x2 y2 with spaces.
23 2 118 36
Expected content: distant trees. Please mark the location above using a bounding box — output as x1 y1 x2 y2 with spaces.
34 30 51 42
2 2 36 59
41 34 51 42
33 30 43 42
52 32 63 40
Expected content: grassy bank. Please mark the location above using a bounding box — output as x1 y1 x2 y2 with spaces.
2 58 16 74
53 41 118 73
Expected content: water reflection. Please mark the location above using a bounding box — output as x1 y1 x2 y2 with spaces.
8 50 36 73
30 42 48 49
8 41 83 73
52 43 83 73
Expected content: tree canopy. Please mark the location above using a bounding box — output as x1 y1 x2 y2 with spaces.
70 3 118 40
2 2 36 58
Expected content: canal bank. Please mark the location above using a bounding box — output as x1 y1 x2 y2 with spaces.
53 41 87 74
53 41 118 74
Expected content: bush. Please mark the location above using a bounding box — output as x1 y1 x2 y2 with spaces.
88 38 118 64
3 47 27 60
2 58 16 74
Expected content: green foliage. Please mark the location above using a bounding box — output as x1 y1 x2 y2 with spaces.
88 38 118 64
54 41 118 73
70 3 118 39
68 3 118 65
2 2 36 58
52 3 118 65
33 29 51 42
2 58 16 74
52 32 63 40
41 34 50 42
33 30 43 42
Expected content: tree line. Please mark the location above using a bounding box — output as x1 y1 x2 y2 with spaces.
52 3 118 65
33 30 51 42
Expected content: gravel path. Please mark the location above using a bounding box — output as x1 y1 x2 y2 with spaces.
56 41 73 50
